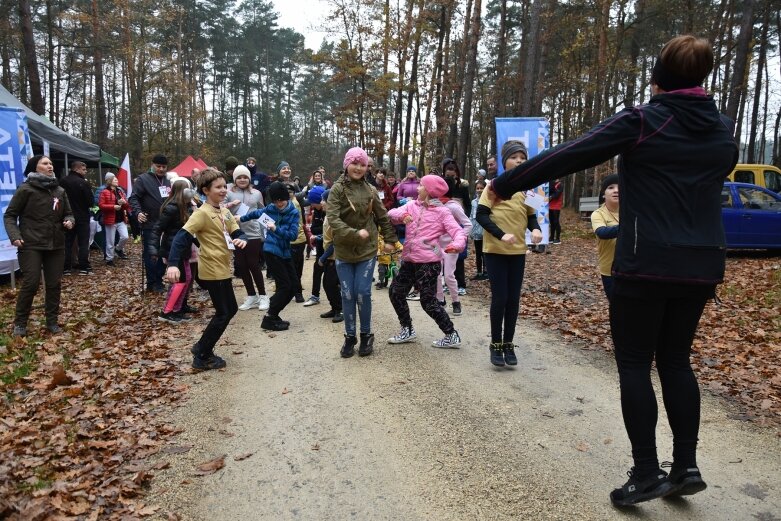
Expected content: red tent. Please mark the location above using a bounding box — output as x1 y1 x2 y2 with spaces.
170 156 209 177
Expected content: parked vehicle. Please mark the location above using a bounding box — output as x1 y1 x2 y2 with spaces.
727 164 781 193
721 182 781 250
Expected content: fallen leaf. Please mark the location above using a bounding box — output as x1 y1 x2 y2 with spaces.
281 387 290 394
48 365 74 388
234 452 255 461
575 441 590 452
161 445 193 455
311 443 320 451
232 351 244 355
193 455 226 476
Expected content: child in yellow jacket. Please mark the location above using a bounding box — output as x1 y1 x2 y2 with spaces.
375 235 403 289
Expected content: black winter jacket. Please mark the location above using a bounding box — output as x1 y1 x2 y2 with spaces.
59 172 94 221
493 92 739 286
149 203 192 260
129 171 171 229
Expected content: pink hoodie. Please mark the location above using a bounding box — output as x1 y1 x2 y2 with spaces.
437 198 472 248
389 199 467 264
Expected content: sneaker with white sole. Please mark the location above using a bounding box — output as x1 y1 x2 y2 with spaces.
406 291 420 301
457 287 466 296
257 295 270 311
388 326 417 344
432 330 461 349
239 295 260 310
302 295 320 307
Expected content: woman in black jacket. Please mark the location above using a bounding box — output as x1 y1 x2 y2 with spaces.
150 177 196 322
491 35 738 506
4 155 75 336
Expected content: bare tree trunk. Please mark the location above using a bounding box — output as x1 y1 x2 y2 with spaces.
725 0 755 130
19 0 45 115
747 1 768 163
377 0 391 165
401 0 425 174
92 0 108 148
456 0 482 175
445 0 473 159
519 0 544 115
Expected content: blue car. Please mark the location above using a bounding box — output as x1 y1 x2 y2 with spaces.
721 182 781 249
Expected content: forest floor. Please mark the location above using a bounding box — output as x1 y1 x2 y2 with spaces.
0 209 778 519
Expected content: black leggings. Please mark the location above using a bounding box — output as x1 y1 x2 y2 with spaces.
196 278 238 356
234 238 266 296
484 253 526 343
549 209 561 241
389 261 454 334
473 239 484 273
455 257 466 288
610 290 707 475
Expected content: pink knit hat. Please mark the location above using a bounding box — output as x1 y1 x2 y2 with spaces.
419 174 448 198
343 147 369 170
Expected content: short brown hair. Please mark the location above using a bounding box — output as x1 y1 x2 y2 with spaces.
197 167 224 191
659 35 713 85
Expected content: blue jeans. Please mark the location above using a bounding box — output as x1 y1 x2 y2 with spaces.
335 257 376 336
142 228 165 288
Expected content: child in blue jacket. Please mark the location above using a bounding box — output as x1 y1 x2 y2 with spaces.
241 181 300 331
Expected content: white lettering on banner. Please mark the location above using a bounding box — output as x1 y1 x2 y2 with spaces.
0 126 10 146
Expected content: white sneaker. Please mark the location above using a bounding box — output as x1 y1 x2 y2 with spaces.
388 326 417 344
406 292 420 301
239 295 260 310
457 287 467 296
257 295 270 311
302 295 320 307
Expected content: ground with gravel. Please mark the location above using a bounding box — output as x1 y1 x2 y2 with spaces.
149 262 780 520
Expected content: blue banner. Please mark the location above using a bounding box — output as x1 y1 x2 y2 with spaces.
495 117 551 245
0 107 32 261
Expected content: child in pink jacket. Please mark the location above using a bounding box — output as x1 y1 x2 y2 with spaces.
386 175 467 348
435 195 472 316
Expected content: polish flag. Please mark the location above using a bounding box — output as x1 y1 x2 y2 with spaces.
117 153 132 196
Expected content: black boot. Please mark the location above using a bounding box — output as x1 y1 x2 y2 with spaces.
358 332 375 357
341 334 358 358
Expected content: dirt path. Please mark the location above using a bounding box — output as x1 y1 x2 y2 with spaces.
150 261 780 520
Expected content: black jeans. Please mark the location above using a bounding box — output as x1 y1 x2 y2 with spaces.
194 278 238 357
389 261 454 335
549 209 561 241
142 227 165 288
484 253 526 343
610 289 707 475
473 239 484 273
265 252 296 318
455 257 466 288
64 218 91 270
322 260 341 311
291 243 305 294
311 242 325 297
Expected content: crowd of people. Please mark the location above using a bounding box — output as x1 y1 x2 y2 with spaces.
3 34 735 510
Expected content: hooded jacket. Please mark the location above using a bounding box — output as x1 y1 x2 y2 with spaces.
492 90 739 286
394 177 420 202
388 199 466 264
129 171 171 229
327 175 397 262
241 201 299 259
4 173 75 250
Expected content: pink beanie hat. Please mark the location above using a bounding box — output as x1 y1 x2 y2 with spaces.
420 174 448 198
343 147 369 170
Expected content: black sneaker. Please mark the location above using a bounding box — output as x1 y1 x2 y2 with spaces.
664 463 707 497
174 312 192 322
341 334 357 358
158 312 183 323
320 309 337 318
192 354 227 371
180 304 198 314
106 260 115 267
489 343 505 366
503 343 518 365
46 323 63 334
294 293 305 303
452 302 462 316
116 250 128 259
261 315 288 331
610 468 674 506
332 311 344 323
